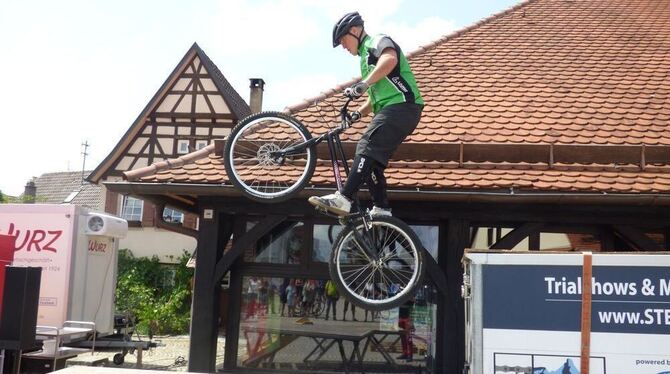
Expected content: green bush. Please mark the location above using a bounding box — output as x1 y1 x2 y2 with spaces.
115 249 193 336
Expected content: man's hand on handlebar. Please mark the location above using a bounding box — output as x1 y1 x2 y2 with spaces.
350 110 362 123
343 81 369 98
342 110 362 129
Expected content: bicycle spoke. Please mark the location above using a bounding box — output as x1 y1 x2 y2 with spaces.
226 113 314 201
341 262 373 286
331 217 424 309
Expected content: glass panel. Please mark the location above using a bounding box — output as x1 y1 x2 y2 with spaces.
411 225 439 260
177 139 190 154
245 221 305 264
163 207 184 223
237 275 436 372
196 140 209 150
312 224 344 262
121 196 143 221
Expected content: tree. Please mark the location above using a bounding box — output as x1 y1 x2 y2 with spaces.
0 190 5 203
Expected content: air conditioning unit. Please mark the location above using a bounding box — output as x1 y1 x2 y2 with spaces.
85 213 128 238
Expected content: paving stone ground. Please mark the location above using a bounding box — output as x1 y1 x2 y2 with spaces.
66 335 226 372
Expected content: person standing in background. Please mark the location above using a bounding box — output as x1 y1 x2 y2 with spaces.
325 280 339 320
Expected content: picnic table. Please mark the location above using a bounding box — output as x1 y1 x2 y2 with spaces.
240 321 412 373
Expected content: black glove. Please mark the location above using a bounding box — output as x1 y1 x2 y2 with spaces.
349 111 362 123
344 81 369 98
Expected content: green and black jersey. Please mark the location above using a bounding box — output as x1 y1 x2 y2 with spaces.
359 34 424 113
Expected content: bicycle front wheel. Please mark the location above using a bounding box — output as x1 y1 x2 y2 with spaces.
329 216 424 311
224 112 316 203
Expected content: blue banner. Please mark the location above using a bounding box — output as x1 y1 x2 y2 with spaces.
483 265 670 334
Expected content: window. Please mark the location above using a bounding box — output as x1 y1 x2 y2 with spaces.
410 225 439 260
196 140 209 150
312 224 343 262
162 268 176 288
236 275 438 372
245 221 305 264
163 207 184 223
177 139 190 154
121 196 143 221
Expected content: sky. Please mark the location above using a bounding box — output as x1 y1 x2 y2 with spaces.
0 0 520 197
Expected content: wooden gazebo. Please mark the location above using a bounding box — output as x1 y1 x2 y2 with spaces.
104 0 670 372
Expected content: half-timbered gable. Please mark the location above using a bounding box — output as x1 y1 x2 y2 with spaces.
89 42 250 182
89 43 251 262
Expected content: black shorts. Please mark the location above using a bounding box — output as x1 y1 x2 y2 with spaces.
356 103 423 167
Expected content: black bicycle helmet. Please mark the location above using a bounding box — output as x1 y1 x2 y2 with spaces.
332 12 364 47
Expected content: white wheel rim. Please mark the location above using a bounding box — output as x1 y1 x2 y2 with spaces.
228 116 312 199
335 221 420 306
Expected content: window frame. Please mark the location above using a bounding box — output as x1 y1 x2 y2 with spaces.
177 139 190 154
121 195 144 222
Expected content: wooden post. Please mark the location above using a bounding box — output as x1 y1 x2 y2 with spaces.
188 209 234 373
436 219 469 374
580 252 593 374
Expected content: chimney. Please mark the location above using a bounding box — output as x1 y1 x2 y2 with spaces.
249 78 265 113
24 179 36 203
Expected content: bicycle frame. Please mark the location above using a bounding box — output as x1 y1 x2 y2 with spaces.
272 97 381 261
272 97 354 190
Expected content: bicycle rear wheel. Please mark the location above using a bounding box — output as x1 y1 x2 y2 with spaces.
224 111 316 203
329 216 424 311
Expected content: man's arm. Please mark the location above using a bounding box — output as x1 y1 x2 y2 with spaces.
356 47 398 116
357 97 372 116
363 47 398 87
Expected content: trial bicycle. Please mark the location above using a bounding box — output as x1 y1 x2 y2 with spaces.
223 94 424 311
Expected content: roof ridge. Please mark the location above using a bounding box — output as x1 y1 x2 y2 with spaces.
124 143 218 181
40 170 93 176
283 0 538 114
194 44 252 120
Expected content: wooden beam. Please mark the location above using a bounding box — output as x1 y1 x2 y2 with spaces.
529 232 541 251
166 193 197 206
213 214 288 283
613 225 663 251
437 219 470 374
424 249 447 297
188 210 233 373
490 222 545 250
599 226 616 251
153 202 198 238
137 194 199 214
153 112 236 120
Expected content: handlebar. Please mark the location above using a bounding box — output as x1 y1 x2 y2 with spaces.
339 97 354 129
343 84 367 98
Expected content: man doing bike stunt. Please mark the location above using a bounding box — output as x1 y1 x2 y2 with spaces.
309 11 424 217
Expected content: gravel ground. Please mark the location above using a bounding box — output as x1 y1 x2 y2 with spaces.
65 335 226 372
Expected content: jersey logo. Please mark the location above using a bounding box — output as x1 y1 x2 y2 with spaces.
391 76 409 93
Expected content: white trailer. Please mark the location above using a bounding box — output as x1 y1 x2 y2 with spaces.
0 204 127 335
463 250 670 374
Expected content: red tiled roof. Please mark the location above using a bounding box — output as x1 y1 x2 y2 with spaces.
287 0 670 146
136 152 670 194
126 0 670 199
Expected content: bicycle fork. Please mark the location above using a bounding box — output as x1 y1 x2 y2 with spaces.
346 215 380 262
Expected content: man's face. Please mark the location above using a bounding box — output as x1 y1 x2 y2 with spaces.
339 32 358 56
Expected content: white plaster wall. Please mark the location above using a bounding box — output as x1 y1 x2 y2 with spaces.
119 227 197 263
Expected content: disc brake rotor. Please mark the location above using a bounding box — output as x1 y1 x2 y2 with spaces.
257 143 282 166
